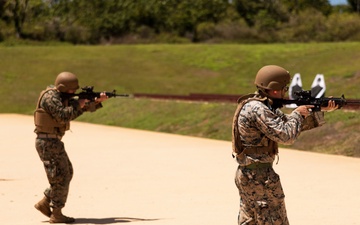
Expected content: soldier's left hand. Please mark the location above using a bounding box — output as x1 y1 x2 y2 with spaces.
95 92 109 103
321 99 338 112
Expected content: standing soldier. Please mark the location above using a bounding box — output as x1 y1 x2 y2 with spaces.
34 72 108 223
232 65 337 225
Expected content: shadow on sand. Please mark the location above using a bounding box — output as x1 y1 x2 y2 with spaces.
71 217 160 224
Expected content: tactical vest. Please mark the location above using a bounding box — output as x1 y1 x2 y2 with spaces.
34 87 70 134
232 94 278 161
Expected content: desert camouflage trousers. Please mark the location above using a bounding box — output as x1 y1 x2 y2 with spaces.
35 138 73 209
235 166 289 225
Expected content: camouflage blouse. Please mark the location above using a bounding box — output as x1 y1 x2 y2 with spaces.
238 100 304 165
40 88 83 123
34 87 84 136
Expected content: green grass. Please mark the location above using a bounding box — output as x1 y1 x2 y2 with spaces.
77 98 234 141
76 98 360 157
0 43 359 157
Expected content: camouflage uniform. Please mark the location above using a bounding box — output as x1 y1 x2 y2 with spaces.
35 138 74 209
233 96 304 225
34 86 99 209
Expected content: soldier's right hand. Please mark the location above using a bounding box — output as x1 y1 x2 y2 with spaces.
78 99 89 108
295 105 313 118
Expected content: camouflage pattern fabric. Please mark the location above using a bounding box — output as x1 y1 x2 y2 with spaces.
301 111 325 131
34 87 83 136
234 99 303 225
35 138 73 209
236 100 303 166
34 86 85 209
235 166 289 225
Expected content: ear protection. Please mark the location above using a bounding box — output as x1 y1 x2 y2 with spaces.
56 84 66 92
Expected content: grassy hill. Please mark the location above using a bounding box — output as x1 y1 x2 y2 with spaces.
0 43 359 157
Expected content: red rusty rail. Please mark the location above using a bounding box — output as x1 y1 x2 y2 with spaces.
133 93 360 110
133 93 239 102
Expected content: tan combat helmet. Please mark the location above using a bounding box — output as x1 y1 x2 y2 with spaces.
254 65 290 91
55 72 79 92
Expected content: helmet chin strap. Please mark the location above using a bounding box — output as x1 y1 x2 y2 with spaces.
257 88 271 99
257 89 284 110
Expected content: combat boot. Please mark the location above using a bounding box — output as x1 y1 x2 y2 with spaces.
49 208 75 223
34 196 51 217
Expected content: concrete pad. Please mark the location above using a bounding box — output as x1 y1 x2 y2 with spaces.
0 114 359 225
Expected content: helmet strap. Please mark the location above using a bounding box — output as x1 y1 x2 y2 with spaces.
257 89 284 110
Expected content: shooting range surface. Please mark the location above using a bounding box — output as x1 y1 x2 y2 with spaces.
1 114 359 225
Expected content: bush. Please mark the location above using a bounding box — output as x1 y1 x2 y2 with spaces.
154 32 191 43
219 20 250 40
43 18 63 41
196 22 216 42
63 25 91 44
278 9 327 42
136 25 156 40
326 13 360 41
0 30 4 42
197 20 260 43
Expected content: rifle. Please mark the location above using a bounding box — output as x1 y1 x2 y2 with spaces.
62 86 131 101
280 90 348 111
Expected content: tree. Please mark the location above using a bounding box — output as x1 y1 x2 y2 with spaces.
232 0 289 27
0 0 8 20
1 0 45 38
167 0 229 41
348 0 360 13
3 0 30 38
282 0 332 15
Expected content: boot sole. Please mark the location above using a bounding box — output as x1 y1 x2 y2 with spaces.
49 218 75 223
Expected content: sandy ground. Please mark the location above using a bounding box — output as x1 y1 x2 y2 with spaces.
0 114 359 225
